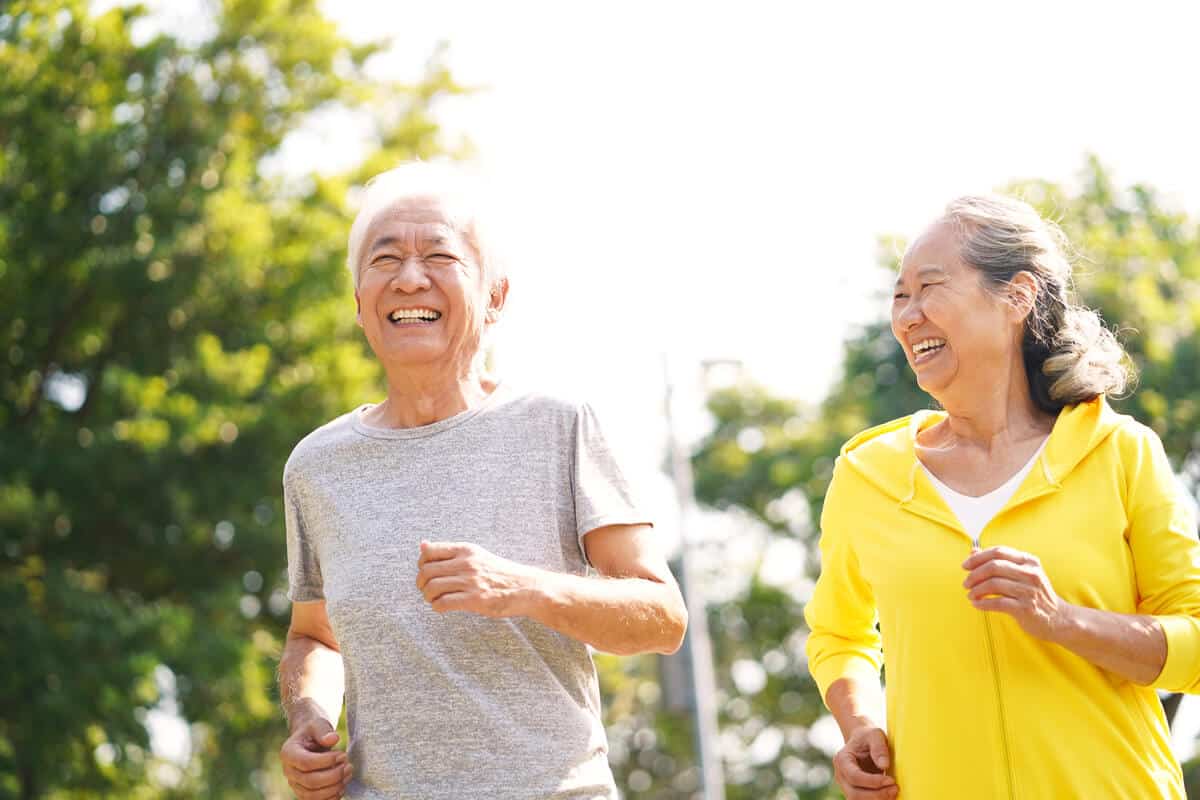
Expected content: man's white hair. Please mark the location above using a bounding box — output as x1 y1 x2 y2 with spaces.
345 161 506 290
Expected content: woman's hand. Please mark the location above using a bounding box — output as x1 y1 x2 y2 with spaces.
963 546 1071 640
832 726 898 799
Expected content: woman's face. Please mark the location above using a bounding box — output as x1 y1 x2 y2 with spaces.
890 222 1020 399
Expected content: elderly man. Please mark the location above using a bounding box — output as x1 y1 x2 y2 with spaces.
277 163 687 800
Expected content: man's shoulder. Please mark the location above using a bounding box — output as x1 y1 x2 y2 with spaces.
492 385 589 426
283 409 361 484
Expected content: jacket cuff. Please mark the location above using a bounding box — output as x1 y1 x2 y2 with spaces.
1152 615 1200 692
811 652 883 705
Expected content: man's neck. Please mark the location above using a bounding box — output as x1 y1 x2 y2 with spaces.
367 368 497 429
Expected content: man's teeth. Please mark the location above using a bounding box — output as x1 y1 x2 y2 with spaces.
388 309 441 322
913 338 946 355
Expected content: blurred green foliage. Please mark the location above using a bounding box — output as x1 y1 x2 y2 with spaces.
689 157 1200 798
0 0 466 796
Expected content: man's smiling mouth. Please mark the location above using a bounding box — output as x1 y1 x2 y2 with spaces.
388 308 442 324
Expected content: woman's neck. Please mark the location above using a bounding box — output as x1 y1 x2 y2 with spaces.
930 358 1053 451
939 393 1052 451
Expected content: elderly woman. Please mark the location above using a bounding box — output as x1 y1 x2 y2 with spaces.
276 163 687 800
805 195 1200 799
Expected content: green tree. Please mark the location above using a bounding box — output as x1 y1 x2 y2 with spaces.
0 1 464 796
690 158 1200 798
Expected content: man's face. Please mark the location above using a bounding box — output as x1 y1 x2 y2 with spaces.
354 195 501 372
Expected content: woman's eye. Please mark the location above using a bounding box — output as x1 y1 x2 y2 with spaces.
893 292 908 300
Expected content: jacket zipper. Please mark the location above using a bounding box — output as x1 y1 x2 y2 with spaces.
974 535 1017 800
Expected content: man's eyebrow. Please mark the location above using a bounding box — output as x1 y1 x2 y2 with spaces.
368 236 400 257
368 227 460 258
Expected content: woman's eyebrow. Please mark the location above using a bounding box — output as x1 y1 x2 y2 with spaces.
896 264 948 287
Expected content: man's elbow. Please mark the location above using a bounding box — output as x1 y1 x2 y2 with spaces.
657 596 689 655
609 598 688 657
285 627 341 654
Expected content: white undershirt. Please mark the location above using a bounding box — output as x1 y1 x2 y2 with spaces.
920 437 1050 544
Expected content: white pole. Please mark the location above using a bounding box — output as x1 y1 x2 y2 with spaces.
662 356 726 800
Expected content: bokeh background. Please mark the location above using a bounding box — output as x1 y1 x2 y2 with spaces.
3 1 1200 797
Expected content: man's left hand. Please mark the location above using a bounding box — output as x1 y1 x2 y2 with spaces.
416 541 536 618
962 546 1073 642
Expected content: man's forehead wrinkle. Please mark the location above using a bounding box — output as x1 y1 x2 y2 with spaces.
366 224 460 254
370 194 464 227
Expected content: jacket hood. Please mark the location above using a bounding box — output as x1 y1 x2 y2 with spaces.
839 396 1128 511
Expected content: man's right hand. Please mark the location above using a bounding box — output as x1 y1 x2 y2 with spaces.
832 725 897 799
280 718 352 800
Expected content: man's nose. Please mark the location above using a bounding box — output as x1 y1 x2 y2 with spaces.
388 256 432 292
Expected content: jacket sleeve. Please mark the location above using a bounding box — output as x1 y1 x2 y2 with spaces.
804 457 884 704
1125 426 1200 693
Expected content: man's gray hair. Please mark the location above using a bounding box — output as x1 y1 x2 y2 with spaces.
345 161 507 290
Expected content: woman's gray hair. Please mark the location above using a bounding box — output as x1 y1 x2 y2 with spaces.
942 194 1133 413
345 161 507 290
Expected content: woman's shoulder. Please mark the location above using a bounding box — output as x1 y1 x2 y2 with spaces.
839 409 943 460
1066 395 1162 456
824 411 943 503
841 415 916 456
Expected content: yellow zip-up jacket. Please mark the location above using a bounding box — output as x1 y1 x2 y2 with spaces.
804 397 1200 799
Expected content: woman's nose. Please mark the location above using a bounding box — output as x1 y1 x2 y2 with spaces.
896 296 924 329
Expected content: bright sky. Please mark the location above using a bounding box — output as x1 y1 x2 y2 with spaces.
313 1 1200 428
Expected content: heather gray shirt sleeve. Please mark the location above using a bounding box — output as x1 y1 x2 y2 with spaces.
283 464 324 602
573 402 652 562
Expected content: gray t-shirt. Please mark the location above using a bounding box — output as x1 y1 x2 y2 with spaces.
283 385 649 799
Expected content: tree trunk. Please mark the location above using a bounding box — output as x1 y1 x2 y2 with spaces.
17 755 38 800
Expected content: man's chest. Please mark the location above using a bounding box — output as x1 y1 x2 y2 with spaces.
304 447 584 620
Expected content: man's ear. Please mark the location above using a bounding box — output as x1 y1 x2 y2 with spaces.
354 290 363 328
485 277 509 323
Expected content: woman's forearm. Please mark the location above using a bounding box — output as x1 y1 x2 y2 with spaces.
824 676 887 740
1053 603 1166 686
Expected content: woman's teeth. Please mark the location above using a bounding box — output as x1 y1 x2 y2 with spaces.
912 338 946 357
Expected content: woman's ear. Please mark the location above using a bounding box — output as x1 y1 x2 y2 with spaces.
1008 271 1039 325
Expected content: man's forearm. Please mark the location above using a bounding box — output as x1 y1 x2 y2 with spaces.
279 633 346 732
515 570 687 656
